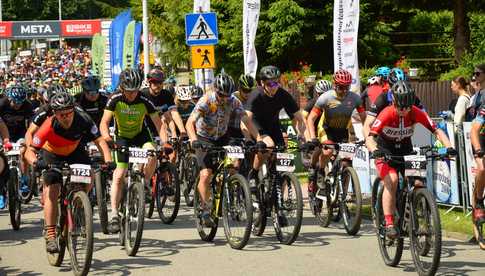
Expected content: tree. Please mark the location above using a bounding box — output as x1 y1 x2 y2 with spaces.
453 0 470 63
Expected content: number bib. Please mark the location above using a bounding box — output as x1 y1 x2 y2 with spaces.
223 146 244 159
404 155 427 177
70 164 92 184
276 152 295 172
6 143 22 156
88 144 101 157
129 148 149 164
338 143 356 160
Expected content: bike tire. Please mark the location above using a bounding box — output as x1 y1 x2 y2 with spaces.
183 155 198 207
194 181 218 241
252 175 267 237
145 176 155 219
20 167 35 204
314 171 332 227
410 188 442 276
67 191 94 276
124 179 145 256
340 167 362 235
375 183 403 267
273 172 303 245
8 168 21 230
94 170 109 234
371 178 381 228
222 174 253 250
47 204 67 267
156 163 180 224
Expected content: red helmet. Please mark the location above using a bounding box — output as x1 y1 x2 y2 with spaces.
333 69 352 86
147 69 164 83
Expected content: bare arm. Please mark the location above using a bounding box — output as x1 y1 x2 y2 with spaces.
100 110 113 141
363 114 376 141
241 114 262 142
24 123 40 147
94 136 113 163
0 119 9 142
150 113 168 144
366 135 378 152
170 109 187 135
186 114 197 142
434 128 452 148
307 111 319 140
471 121 482 151
25 146 38 166
292 111 306 139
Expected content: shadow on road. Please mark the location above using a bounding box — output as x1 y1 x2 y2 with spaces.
90 257 171 276
0 266 42 276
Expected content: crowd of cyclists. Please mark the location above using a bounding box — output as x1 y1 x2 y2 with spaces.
0 47 484 275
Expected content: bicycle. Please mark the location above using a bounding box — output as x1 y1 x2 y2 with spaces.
1 142 22 230
177 138 198 207
39 162 94 276
193 143 253 250
251 145 303 245
370 146 452 276
309 141 364 235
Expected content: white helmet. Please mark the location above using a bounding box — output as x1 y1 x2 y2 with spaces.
176 86 192 101
368 76 380 85
315 80 332 95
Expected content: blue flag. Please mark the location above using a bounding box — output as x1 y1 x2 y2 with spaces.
134 23 143 67
110 9 132 90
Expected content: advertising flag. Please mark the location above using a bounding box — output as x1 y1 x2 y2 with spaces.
110 10 132 90
123 21 136 69
91 33 106 80
134 23 143 67
243 0 260 79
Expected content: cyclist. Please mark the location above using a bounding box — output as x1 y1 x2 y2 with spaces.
361 66 390 109
306 70 366 194
469 64 485 231
25 92 112 253
99 68 169 234
191 85 204 105
229 74 256 139
366 81 455 239
75 76 107 126
0 85 34 195
0 117 10 209
186 73 262 227
174 86 195 125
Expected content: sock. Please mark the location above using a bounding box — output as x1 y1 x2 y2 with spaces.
384 215 394 227
111 209 118 220
45 225 56 239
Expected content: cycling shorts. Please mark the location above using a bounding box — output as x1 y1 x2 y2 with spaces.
40 147 91 185
195 134 229 171
318 127 349 144
374 144 413 179
114 129 155 169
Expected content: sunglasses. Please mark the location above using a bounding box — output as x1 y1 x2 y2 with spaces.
336 85 350 91
150 80 163 85
55 109 74 118
123 88 138 94
216 91 229 98
266 81 279 88
473 71 483 77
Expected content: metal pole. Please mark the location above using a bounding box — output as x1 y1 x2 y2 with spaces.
58 0 62 50
0 0 4 56
202 68 206 92
142 0 150 78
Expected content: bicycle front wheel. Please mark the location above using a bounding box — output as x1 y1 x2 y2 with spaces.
8 168 21 230
194 178 218 241
313 172 332 227
94 170 109 234
124 179 145 256
222 174 253 250
20 166 35 204
183 154 198 207
67 191 93 276
156 163 180 224
47 204 67 267
273 173 303 245
340 167 362 235
410 188 441 276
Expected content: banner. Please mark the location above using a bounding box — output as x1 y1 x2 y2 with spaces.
61 20 101 37
110 10 132 90
91 33 106 80
243 0 260 79
12 21 61 38
123 21 136 70
0 22 13 38
134 23 143 67
463 122 478 207
193 1 214 91
101 20 112 90
333 0 360 93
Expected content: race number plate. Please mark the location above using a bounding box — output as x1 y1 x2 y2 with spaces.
404 155 427 177
129 147 149 164
88 144 101 157
223 146 244 159
338 143 356 160
6 143 22 156
70 164 92 184
276 152 295 172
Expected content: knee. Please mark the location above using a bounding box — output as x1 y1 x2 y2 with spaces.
44 183 60 199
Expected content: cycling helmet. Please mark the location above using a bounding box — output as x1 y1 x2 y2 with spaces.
147 69 164 83
165 76 177 85
6 85 27 105
48 83 68 96
315 80 332 95
176 86 192 101
259 65 281 81
214 73 235 96
391 81 415 109
333 69 352 86
368 76 380 85
119 68 143 91
191 86 204 100
238 74 255 90
375 66 391 79
389 68 406 85
50 91 75 111
81 76 101 92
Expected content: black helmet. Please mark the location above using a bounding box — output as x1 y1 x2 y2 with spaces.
259 65 281 81
391 81 415 109
119 68 143 90
50 91 75 111
81 76 101 92
214 73 235 96
238 74 255 90
191 85 204 99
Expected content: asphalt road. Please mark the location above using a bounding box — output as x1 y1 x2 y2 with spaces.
1 199 484 276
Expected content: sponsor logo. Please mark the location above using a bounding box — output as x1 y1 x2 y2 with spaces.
371 119 382 128
344 52 353 57
383 126 414 139
90 125 99 135
246 1 260 9
343 37 353 44
344 21 355 33
21 25 53 34
33 136 41 146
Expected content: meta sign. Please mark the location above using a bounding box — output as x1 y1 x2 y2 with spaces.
0 20 101 39
12 21 61 38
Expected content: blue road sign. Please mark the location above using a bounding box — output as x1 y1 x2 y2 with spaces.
185 12 218 46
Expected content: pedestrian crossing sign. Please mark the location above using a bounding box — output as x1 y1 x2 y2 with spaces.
191 45 216 69
185 12 219 45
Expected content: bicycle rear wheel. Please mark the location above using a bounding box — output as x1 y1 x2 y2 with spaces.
313 172 332 227
67 191 93 276
222 174 253 250
8 167 21 230
183 155 198 207
94 170 109 234
20 167 35 204
156 164 180 224
194 179 218 241
340 167 362 235
124 179 145 256
273 173 303 245
251 175 267 236
375 183 403 267
145 176 155 219
47 204 67 267
410 188 441 276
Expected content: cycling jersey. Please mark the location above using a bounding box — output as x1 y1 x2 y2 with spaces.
473 105 485 139
0 98 34 141
141 88 175 136
361 83 388 109
192 92 245 141
32 109 100 156
105 92 157 139
368 91 423 117
177 102 195 124
75 93 108 126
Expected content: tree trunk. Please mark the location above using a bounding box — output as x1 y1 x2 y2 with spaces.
453 0 470 64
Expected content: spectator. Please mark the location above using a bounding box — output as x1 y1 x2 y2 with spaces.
450 76 470 127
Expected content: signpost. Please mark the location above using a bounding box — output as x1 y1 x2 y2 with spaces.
191 45 215 69
185 12 218 46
